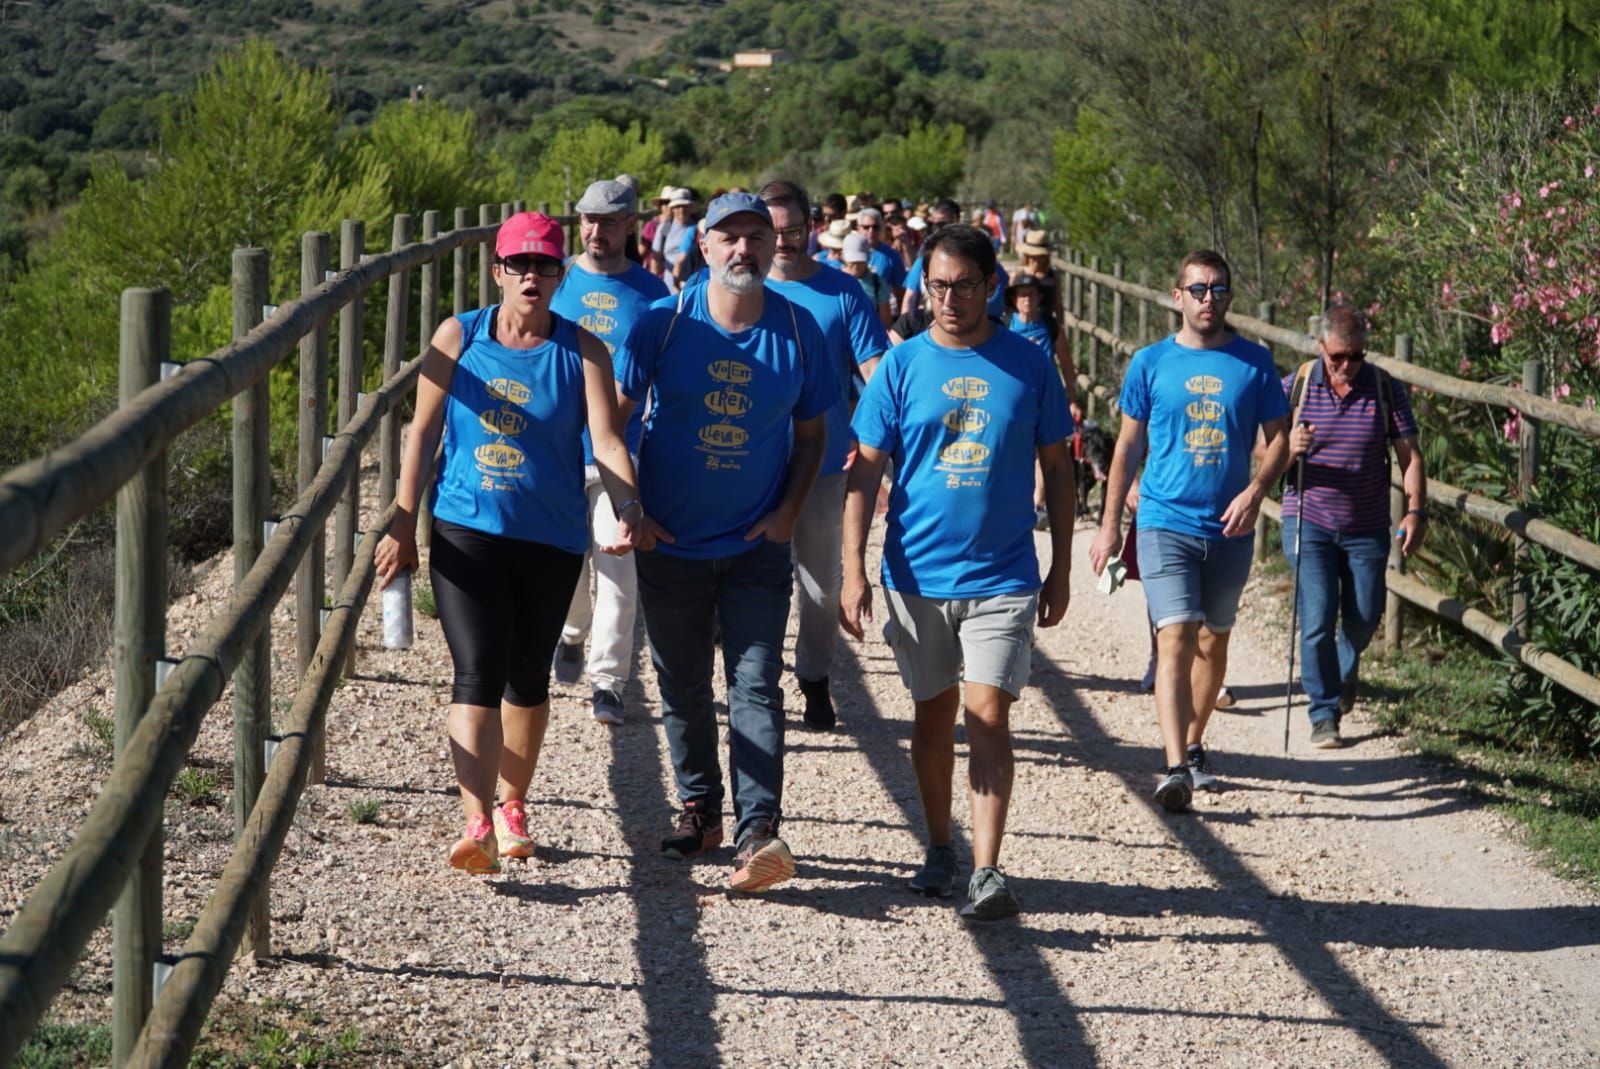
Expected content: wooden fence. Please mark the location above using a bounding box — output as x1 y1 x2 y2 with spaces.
0 200 577 1068
1050 252 1600 710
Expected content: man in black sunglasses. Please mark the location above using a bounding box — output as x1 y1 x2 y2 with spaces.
1090 249 1293 813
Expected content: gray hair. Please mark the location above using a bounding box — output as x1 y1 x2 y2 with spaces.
1318 305 1368 344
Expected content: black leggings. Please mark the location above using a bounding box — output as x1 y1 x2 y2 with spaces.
429 519 585 708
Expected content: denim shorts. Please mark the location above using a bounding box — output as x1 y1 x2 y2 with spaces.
882 587 1037 701
1136 527 1254 633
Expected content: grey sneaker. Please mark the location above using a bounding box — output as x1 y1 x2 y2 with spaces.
552 641 583 685
1311 719 1344 749
907 844 958 898
1186 744 1220 792
591 688 624 725
959 866 1019 921
1154 766 1193 812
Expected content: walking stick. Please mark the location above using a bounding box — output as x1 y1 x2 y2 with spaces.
1283 441 1307 753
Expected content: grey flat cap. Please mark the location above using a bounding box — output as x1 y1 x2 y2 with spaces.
575 178 637 215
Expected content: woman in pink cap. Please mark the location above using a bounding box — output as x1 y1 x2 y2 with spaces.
376 211 666 874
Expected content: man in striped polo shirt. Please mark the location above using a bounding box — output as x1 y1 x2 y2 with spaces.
1282 306 1428 748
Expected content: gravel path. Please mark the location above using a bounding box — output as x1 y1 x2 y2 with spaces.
3 507 1598 1068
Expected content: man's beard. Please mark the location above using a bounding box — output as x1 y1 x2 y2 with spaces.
714 258 766 295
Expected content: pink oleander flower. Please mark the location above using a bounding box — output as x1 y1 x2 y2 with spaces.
1554 382 1572 400
1458 357 1473 373
1491 320 1512 344
1502 412 1521 442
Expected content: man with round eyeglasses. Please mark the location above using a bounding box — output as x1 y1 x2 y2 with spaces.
842 224 1075 920
549 179 671 725
1090 249 1292 813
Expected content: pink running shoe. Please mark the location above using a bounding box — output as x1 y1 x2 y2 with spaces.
449 813 500 875
494 799 535 860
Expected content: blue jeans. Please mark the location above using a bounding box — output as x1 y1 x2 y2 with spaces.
635 540 793 845
1282 516 1389 726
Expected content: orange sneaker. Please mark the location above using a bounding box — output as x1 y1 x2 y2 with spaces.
494 799 535 859
449 813 500 874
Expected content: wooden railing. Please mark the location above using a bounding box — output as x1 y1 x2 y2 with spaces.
0 200 573 1068
1050 252 1600 711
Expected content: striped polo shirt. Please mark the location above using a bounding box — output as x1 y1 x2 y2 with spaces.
1280 361 1418 533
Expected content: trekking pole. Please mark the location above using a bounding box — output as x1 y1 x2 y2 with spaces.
1283 435 1308 753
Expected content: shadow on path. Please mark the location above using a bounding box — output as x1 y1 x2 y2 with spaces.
1031 648 1600 1067
831 643 1101 1067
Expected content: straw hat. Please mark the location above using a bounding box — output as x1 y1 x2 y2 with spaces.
818 218 851 251
1018 229 1051 256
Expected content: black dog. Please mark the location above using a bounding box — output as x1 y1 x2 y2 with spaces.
1073 421 1112 524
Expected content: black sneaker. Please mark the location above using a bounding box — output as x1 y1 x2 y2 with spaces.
1154 766 1193 812
552 641 583 685
1186 744 1220 792
908 844 959 898
959 866 1019 921
661 800 723 859
729 820 794 892
798 675 836 729
1339 678 1358 719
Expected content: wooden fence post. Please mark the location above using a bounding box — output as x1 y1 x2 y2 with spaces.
1066 249 1081 367
478 203 493 310
297 232 331 785
381 214 413 515
453 207 469 315
1111 258 1125 360
1384 334 1413 654
230 249 272 958
1087 254 1102 419
513 198 526 213
501 201 512 223
335 221 364 680
563 199 575 258
1137 267 1150 345
417 210 441 552
1513 359 1545 636
1255 301 1277 564
112 287 170 1068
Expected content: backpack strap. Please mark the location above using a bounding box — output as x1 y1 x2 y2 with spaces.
784 296 806 369
660 286 688 349
1287 359 1317 428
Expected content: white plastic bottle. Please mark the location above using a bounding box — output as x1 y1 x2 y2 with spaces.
382 569 415 650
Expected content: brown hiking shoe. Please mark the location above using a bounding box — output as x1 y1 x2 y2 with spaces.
661 800 723 860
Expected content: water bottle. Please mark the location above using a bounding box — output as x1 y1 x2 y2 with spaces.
382 569 414 650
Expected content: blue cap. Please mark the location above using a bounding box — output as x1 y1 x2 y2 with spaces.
703 191 772 231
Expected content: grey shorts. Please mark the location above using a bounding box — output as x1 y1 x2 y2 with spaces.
881 587 1037 701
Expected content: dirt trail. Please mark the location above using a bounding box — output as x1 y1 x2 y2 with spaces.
3 512 1597 1068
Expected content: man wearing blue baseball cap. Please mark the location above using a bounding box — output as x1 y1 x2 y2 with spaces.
612 191 840 892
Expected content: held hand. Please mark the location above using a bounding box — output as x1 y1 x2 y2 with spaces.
839 571 874 640
1087 525 1122 576
1290 423 1316 458
374 532 418 589
1397 512 1427 558
1219 486 1262 538
743 506 797 545
605 513 674 555
1038 563 1071 628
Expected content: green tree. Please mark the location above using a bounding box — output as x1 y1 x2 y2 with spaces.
848 121 966 200
360 98 503 219
523 120 670 209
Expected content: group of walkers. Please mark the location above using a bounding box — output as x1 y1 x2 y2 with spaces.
372 173 1428 921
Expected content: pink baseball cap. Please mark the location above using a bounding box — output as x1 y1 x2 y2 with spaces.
495 212 564 260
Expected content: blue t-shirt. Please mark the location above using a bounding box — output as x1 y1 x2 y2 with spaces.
1119 333 1290 539
869 242 907 291
907 256 1009 319
852 327 1074 599
767 269 890 474
1008 314 1054 360
432 307 590 555
614 286 840 559
550 261 670 462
